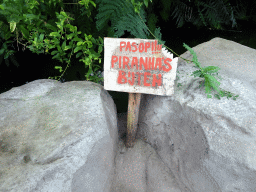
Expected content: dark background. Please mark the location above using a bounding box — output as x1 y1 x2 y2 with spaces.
1 0 256 113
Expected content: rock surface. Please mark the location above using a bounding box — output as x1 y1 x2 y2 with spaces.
0 80 118 192
0 79 181 192
136 37 256 192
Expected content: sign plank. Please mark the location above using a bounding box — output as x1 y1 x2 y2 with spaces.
104 38 178 147
104 38 178 96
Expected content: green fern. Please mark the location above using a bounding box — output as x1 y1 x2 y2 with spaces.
169 0 239 30
95 0 165 44
158 0 172 22
153 27 165 48
183 43 239 100
147 13 158 35
95 0 146 38
171 1 188 28
114 12 149 38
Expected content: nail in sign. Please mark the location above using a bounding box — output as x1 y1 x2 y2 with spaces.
104 38 178 96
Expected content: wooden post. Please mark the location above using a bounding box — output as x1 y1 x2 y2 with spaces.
125 92 142 148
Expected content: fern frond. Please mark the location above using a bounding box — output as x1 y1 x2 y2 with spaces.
159 0 173 22
183 43 202 69
195 0 238 29
204 73 224 97
153 27 165 46
95 0 133 32
202 65 220 73
171 2 187 28
95 0 165 43
147 13 158 34
95 1 116 31
168 0 240 30
113 12 148 39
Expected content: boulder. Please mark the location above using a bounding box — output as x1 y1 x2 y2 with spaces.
0 80 118 192
136 37 256 191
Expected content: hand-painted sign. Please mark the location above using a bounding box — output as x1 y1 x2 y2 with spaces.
104 38 178 96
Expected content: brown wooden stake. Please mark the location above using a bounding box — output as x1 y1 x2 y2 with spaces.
125 92 142 148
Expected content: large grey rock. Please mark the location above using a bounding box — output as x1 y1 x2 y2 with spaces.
0 80 118 192
136 37 256 192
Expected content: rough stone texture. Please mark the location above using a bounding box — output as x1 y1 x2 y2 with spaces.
111 138 182 192
0 79 183 192
0 80 118 192
136 37 256 192
117 112 128 139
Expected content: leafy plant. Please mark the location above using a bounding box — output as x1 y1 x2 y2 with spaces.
0 0 161 84
133 5 239 100
0 0 105 84
182 43 239 100
27 10 104 83
95 0 162 42
0 0 240 100
160 0 242 30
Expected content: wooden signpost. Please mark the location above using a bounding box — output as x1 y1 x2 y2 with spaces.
104 38 178 148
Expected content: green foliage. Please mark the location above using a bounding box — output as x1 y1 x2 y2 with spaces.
95 0 147 39
126 0 152 14
0 0 105 84
157 0 172 22
147 13 159 36
0 0 240 100
27 10 104 83
133 7 239 100
162 0 240 29
0 0 62 66
95 0 165 45
183 43 239 100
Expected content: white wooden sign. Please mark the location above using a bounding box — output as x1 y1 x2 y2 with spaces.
104 37 178 96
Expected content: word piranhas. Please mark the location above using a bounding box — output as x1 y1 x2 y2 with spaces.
111 41 173 87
